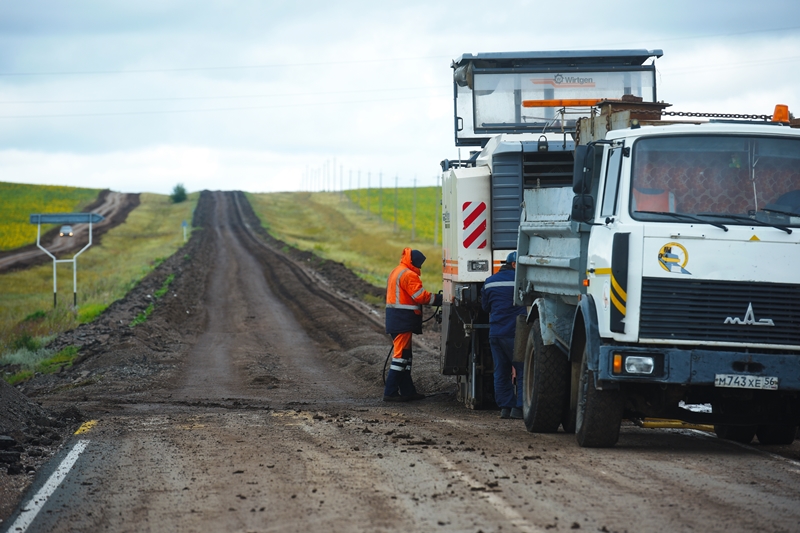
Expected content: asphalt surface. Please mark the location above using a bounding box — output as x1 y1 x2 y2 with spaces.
4 191 800 533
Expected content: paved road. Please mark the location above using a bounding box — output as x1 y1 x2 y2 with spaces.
5 191 800 533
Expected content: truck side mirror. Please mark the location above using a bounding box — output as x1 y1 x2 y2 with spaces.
571 195 595 222
572 145 593 194
572 144 596 222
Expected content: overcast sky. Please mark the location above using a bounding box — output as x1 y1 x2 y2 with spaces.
0 1 798 194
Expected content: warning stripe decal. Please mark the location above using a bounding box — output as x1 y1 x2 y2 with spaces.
462 201 488 249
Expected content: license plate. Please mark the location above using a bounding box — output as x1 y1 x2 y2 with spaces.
714 374 778 390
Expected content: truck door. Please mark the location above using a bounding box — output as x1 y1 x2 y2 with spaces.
587 142 642 343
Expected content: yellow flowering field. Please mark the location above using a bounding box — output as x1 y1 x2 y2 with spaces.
0 182 100 251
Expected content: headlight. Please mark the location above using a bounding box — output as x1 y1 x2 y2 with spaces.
624 356 655 375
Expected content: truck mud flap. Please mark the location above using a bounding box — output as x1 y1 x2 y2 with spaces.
441 302 470 375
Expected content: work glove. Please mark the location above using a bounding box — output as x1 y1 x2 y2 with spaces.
433 293 443 307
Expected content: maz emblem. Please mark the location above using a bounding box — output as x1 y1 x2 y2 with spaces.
723 303 775 327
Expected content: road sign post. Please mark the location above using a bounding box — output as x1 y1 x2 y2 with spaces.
30 213 105 308
182 220 188 242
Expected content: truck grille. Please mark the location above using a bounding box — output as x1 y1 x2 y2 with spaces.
639 278 800 346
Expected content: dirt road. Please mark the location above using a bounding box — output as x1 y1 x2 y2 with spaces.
0 190 140 273
4 191 800 533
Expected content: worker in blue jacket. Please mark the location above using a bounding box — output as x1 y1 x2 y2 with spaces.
481 251 526 419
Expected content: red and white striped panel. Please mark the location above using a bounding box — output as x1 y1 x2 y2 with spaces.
462 201 487 249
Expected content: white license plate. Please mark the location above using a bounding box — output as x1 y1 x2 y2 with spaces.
714 374 778 390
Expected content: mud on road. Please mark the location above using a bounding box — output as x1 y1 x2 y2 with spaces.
3 191 800 533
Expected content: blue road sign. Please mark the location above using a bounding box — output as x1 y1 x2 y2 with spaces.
30 213 105 224
182 220 188 227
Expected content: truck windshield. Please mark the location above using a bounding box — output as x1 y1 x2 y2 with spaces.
630 134 800 227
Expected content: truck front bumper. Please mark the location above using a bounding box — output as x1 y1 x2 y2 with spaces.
596 345 800 391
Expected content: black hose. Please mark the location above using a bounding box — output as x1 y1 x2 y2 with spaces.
381 345 394 385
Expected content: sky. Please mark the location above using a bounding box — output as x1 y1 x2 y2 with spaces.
0 1 798 195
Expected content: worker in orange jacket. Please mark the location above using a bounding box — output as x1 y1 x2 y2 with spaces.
384 248 442 402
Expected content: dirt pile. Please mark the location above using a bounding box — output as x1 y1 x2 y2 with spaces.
0 379 85 519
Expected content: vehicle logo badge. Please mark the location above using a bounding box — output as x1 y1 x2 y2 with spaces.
658 242 691 275
723 303 775 326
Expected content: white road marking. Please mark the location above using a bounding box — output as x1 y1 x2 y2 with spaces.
8 439 90 533
437 455 545 533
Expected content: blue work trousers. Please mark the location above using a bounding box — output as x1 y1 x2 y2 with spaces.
489 336 523 409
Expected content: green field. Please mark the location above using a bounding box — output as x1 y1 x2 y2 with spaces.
3 186 438 381
0 192 198 378
247 189 441 296
0 182 100 251
345 186 440 244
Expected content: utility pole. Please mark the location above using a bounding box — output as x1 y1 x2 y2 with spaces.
379 172 383 221
434 174 440 246
412 176 417 241
394 175 398 233
367 172 371 215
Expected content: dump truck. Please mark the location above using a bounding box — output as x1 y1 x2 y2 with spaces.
440 49 800 447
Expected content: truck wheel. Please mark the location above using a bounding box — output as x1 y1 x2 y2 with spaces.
713 424 756 444
756 424 797 445
575 341 623 448
561 358 581 435
522 320 568 433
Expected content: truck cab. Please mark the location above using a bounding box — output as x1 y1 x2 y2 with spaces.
545 115 800 446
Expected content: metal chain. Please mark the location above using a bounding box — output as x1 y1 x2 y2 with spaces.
626 108 773 121
663 110 772 121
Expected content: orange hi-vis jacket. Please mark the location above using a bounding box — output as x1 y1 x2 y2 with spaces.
385 248 436 335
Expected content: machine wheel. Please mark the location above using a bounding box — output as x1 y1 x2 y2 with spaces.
756 424 797 445
575 340 623 448
523 320 568 433
463 331 494 410
714 424 756 444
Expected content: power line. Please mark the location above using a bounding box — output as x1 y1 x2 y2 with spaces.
659 55 800 76
595 24 800 48
0 92 451 119
0 85 449 105
0 55 452 77
2 25 796 78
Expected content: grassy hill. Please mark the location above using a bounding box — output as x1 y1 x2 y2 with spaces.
0 182 100 251
246 189 442 297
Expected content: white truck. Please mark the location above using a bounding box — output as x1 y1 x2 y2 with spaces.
440 50 800 447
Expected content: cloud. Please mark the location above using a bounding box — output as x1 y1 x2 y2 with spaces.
0 1 798 193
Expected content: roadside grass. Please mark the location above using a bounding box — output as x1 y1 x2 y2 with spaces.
246 191 441 294
0 192 198 367
129 273 174 327
2 345 79 385
0 181 99 251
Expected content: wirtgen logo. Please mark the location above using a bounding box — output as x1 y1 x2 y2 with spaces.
532 74 595 88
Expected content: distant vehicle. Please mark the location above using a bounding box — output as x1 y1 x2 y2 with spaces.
59 225 73 237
